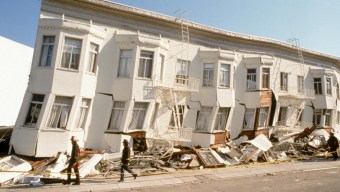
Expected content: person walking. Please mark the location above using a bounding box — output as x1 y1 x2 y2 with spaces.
119 139 137 182
327 132 339 161
63 136 81 185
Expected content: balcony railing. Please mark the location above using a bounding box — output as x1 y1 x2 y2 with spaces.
153 74 199 92
152 126 193 141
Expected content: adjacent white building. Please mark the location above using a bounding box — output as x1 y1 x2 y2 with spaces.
0 36 33 127
10 0 340 157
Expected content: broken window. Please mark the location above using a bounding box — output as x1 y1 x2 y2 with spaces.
61 37 82 70
243 108 255 130
24 94 45 126
220 64 230 87
169 105 186 128
196 107 212 132
214 107 230 131
108 101 125 131
129 102 148 130
262 68 270 89
246 69 256 90
258 107 269 128
280 72 288 91
87 43 98 73
203 63 214 87
39 36 55 67
47 96 73 129
326 77 332 95
297 75 304 94
314 78 322 95
313 109 322 126
138 50 153 78
324 109 332 127
118 49 132 77
176 59 190 84
278 107 287 126
76 98 91 129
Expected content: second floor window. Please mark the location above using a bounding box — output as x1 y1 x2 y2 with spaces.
108 101 125 131
61 38 82 70
297 75 304 94
24 94 45 127
118 50 132 77
138 51 153 78
203 63 214 87
196 107 212 132
76 99 91 129
247 69 256 90
129 102 148 130
87 43 98 73
314 78 322 95
262 68 270 89
176 59 190 84
280 72 288 91
39 36 55 67
220 64 230 87
326 77 332 95
47 96 73 129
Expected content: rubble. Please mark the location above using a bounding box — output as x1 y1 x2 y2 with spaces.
1 127 339 187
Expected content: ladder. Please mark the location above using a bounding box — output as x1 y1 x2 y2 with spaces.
287 38 305 77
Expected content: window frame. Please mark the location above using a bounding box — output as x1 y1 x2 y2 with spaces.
220 64 230 88
243 108 256 130
326 77 332 95
108 101 126 131
128 102 148 130
118 49 132 77
297 75 304 94
314 78 322 95
76 98 91 129
46 96 73 129
196 106 212 132
203 63 214 87
39 36 55 67
258 107 269 128
24 94 45 127
138 50 153 78
86 43 99 74
246 69 257 90
280 72 288 91
278 107 287 126
214 107 230 131
61 37 82 70
262 68 270 89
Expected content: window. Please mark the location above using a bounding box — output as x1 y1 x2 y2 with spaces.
314 78 322 95
262 68 270 89
61 38 82 70
297 75 304 94
337 111 340 124
118 50 132 77
258 107 269 127
138 51 153 78
108 101 125 130
220 64 230 87
129 102 148 130
243 108 255 130
176 59 190 84
170 105 186 128
39 36 55 67
196 107 212 132
76 99 91 129
24 94 45 126
203 63 214 87
337 83 340 99
278 107 287 126
295 109 303 126
324 109 332 127
326 77 332 95
87 43 98 73
313 109 322 126
280 72 288 91
47 96 73 129
214 107 230 131
247 69 256 90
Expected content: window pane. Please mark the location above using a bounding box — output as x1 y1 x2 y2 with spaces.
138 51 153 78
87 43 98 73
24 94 45 126
61 38 82 70
203 63 214 87
220 64 230 87
196 107 212 131
108 101 125 130
214 107 230 131
47 96 73 129
76 99 91 128
39 36 55 67
129 102 148 130
247 69 256 89
118 50 132 77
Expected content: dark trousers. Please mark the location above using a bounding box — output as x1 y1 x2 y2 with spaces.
67 160 80 183
120 165 135 181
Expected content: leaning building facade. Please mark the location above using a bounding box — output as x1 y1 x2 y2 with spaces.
10 0 340 157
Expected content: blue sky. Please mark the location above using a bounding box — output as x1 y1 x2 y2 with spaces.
1 0 340 57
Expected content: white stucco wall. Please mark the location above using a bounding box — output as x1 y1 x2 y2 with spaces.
0 36 33 126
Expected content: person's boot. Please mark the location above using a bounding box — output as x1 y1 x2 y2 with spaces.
63 174 71 185
118 173 124 182
133 173 137 180
73 173 80 185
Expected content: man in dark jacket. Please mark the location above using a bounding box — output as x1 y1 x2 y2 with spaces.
119 139 137 182
327 132 339 161
63 136 81 185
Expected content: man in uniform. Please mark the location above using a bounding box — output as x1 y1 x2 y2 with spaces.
63 136 81 185
327 131 339 161
119 139 137 182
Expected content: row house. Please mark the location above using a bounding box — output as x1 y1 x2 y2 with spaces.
10 0 340 157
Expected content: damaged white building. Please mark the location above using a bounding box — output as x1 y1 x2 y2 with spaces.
10 0 340 157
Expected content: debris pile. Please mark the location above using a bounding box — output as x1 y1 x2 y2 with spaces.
0 126 339 187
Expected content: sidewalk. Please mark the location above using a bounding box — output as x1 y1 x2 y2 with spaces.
2 159 340 192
